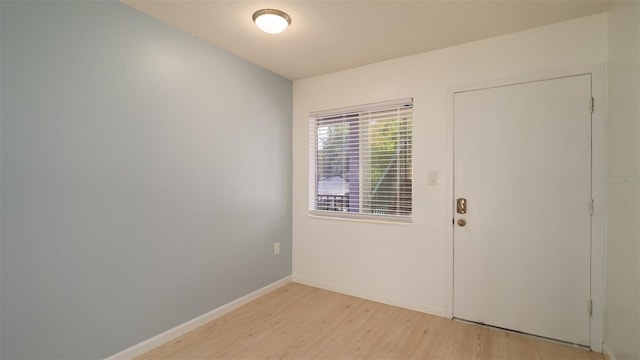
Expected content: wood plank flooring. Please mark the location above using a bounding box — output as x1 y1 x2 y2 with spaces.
137 283 603 359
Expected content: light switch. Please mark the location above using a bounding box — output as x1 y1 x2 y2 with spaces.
428 170 439 185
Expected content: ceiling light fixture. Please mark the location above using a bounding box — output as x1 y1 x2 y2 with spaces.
252 9 291 34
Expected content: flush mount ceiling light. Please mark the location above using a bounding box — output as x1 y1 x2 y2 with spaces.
252 9 291 34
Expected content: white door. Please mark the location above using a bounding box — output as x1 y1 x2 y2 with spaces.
453 75 592 346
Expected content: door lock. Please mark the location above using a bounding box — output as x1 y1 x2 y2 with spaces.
457 198 467 214
457 218 467 227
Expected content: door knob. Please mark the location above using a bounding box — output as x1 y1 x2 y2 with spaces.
457 218 467 227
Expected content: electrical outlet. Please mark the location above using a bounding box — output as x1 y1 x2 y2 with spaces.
274 242 280 255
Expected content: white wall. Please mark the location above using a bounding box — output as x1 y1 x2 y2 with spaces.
605 2 640 359
292 14 606 317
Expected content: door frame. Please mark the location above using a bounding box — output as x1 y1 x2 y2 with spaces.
444 64 606 352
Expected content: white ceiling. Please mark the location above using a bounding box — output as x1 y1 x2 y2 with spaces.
122 1 612 80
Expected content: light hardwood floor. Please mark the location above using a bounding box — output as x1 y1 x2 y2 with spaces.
137 283 603 359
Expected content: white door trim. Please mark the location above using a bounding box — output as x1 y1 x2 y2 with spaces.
444 64 606 352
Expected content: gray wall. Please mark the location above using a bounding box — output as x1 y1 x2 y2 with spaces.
0 1 292 358
606 2 640 359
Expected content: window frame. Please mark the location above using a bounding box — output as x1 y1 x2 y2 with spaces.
308 98 414 223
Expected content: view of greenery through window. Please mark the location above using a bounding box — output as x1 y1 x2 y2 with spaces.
314 107 412 217
317 122 349 181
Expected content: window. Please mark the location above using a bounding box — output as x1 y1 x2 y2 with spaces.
309 98 413 221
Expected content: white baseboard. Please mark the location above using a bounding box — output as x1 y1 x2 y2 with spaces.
105 275 292 360
602 343 618 360
292 276 446 317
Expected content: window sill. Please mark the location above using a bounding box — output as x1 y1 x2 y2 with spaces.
308 212 413 226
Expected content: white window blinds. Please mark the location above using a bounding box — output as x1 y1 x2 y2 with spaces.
309 98 413 221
